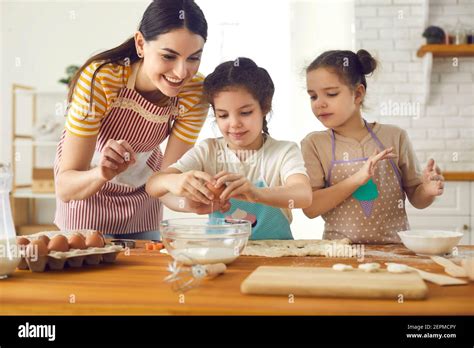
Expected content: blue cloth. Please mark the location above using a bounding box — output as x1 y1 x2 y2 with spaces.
210 180 293 240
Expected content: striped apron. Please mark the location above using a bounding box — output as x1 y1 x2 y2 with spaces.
54 62 179 235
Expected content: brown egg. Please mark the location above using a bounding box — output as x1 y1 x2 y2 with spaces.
47 235 70 252
17 237 30 246
27 239 48 257
17 237 30 255
85 231 105 248
68 234 87 250
37 235 50 246
73 232 86 240
205 182 226 201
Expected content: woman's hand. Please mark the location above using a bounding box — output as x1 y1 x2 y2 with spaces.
166 170 216 204
421 158 444 196
98 139 137 181
353 147 397 186
214 171 259 203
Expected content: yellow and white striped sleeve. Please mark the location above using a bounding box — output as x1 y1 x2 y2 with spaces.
172 73 209 144
65 62 111 137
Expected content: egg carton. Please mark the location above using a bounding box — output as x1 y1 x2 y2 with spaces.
18 230 124 272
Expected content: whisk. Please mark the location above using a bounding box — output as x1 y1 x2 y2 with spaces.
163 254 227 293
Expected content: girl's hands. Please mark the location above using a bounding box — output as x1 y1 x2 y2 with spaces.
186 198 232 215
421 158 444 196
214 171 259 203
98 139 137 181
353 147 397 186
167 170 216 204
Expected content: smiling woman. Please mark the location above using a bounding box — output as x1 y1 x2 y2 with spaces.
54 0 210 239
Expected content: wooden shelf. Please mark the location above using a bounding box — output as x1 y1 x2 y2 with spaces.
16 224 59 236
14 139 58 147
12 188 55 199
417 44 474 58
443 172 474 182
14 89 66 96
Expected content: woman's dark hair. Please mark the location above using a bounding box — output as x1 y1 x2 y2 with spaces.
306 49 377 92
67 0 207 116
203 57 274 135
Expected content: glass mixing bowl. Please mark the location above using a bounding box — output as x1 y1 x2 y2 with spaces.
160 218 251 265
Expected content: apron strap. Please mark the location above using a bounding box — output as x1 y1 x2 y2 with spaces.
364 119 404 190
326 130 337 188
126 60 142 90
330 129 337 160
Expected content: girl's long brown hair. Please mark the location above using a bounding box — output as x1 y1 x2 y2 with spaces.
66 0 207 117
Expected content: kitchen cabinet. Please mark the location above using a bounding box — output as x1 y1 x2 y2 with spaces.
406 181 473 245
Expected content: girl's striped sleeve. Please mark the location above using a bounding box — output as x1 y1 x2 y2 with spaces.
172 73 209 144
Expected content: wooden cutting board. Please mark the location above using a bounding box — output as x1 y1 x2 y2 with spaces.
241 266 428 300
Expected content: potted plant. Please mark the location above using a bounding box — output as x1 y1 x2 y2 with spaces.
58 65 80 86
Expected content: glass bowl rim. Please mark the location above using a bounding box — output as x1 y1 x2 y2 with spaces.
160 218 251 238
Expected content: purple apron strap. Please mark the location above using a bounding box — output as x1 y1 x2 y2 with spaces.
325 130 337 188
364 119 404 190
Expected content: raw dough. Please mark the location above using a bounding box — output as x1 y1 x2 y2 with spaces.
332 263 353 271
358 262 381 272
461 258 474 281
386 262 412 273
241 238 351 257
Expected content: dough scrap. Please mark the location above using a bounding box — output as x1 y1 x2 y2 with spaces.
461 258 474 281
241 238 351 257
386 262 412 273
332 263 353 271
358 262 381 272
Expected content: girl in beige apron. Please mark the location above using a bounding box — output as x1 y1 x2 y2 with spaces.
322 120 410 244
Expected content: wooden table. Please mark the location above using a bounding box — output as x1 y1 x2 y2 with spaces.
1 242 473 315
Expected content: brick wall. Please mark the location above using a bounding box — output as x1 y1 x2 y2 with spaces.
355 0 474 171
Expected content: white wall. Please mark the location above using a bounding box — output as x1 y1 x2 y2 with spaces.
1 0 356 239
355 0 474 171
1 0 150 164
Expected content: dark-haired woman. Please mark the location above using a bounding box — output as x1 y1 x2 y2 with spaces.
301 49 444 244
146 58 312 240
54 0 212 239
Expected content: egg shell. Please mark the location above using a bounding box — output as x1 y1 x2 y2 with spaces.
48 235 70 252
68 234 87 250
205 182 225 200
38 235 50 246
27 239 48 257
86 231 105 248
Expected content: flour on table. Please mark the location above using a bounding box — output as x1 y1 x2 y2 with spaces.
242 238 351 257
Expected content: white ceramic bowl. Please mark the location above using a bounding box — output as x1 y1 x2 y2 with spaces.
160 218 251 265
398 230 464 256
